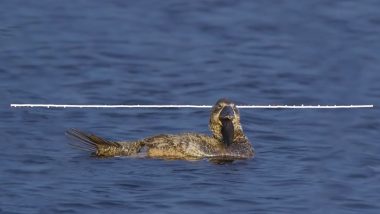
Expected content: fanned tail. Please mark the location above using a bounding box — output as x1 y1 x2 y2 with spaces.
66 128 122 156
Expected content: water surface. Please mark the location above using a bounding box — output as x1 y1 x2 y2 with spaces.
1 1 380 213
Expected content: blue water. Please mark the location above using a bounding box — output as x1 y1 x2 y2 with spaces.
1 1 380 213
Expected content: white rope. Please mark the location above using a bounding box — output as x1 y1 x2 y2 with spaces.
10 104 374 109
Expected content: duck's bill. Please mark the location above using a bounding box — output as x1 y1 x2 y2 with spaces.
219 105 235 146
221 119 234 146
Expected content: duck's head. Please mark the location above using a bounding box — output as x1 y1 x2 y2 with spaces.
209 98 246 146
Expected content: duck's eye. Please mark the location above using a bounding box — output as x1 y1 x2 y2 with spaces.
217 104 223 109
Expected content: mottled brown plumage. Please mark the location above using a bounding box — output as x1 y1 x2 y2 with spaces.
67 98 254 161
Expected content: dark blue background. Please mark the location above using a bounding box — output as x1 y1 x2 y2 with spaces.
1 1 379 213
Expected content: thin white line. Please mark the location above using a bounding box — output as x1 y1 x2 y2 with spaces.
10 104 374 109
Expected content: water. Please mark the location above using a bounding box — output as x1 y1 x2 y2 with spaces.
1 0 380 213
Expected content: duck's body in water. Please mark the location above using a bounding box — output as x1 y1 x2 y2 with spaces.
67 99 254 161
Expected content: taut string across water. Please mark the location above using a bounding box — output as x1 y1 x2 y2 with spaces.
10 104 374 109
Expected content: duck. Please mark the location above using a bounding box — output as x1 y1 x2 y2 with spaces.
67 98 254 162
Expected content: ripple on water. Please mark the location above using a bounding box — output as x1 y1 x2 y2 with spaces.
1 0 379 213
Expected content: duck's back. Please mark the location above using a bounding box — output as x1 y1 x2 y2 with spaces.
67 129 254 160
142 133 254 160
143 133 223 160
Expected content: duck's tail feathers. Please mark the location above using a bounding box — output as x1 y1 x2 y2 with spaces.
66 128 122 156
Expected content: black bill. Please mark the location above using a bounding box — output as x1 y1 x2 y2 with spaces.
221 119 234 146
219 106 235 146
